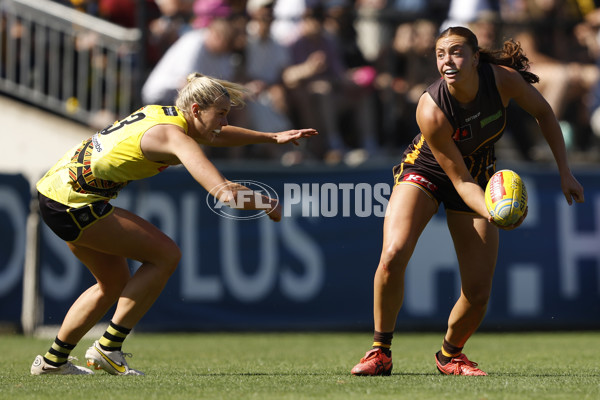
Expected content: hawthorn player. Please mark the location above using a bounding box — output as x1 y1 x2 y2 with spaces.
351 26 584 377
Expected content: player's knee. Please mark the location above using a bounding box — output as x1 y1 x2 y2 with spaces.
158 240 181 276
464 288 492 308
379 241 414 273
98 274 129 302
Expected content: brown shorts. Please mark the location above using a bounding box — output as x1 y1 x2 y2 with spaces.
38 192 114 242
393 163 491 213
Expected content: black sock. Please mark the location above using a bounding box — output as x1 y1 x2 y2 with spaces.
372 330 393 357
43 337 76 366
437 338 463 365
99 321 131 351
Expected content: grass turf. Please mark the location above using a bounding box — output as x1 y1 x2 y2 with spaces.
0 331 598 399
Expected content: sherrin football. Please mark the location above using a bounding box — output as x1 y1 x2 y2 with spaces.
484 169 527 226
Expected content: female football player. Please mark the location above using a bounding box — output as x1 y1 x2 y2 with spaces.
30 73 317 375
351 26 584 376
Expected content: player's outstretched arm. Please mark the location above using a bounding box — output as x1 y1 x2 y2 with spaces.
142 124 282 220
208 126 318 147
495 65 585 205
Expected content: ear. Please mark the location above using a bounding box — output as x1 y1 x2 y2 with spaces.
473 51 480 67
191 103 200 117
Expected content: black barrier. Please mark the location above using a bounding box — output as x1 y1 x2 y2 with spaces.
1 164 599 331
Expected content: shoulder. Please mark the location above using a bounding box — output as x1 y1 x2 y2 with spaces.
489 64 524 84
489 64 523 81
416 92 451 133
489 64 530 104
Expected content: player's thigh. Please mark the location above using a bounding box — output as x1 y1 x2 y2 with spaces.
381 184 437 262
446 211 499 294
74 207 180 266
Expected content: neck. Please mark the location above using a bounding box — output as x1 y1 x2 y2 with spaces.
448 70 479 104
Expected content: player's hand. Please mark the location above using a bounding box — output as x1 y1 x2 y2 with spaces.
267 201 282 222
489 207 528 230
273 129 319 146
561 173 584 205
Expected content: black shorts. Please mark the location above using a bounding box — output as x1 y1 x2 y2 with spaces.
38 192 114 242
392 162 492 213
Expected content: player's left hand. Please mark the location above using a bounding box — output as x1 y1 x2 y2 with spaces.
267 201 282 222
489 207 528 231
274 129 319 146
561 172 584 205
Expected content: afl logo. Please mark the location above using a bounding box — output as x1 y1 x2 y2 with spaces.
206 180 279 220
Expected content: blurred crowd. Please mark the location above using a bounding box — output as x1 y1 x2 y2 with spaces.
52 0 600 165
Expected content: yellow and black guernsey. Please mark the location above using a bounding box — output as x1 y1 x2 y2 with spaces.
393 62 506 212
37 105 187 208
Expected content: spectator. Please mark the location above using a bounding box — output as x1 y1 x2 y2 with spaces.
354 0 389 62
505 1 600 159
440 0 499 30
241 0 293 137
324 0 380 163
192 0 231 29
271 0 308 46
148 0 195 67
374 21 413 148
283 4 378 164
374 19 440 150
142 17 243 106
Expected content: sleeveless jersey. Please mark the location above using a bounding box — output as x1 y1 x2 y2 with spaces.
37 105 187 208
397 62 506 185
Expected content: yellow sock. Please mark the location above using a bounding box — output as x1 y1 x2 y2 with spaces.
99 321 131 351
43 337 75 366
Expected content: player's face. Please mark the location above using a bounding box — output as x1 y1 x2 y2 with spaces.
435 35 478 85
193 96 230 139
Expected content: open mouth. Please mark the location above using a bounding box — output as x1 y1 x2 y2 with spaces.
212 129 221 134
444 69 458 77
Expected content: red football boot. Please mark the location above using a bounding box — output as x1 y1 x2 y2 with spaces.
351 348 392 376
435 352 487 376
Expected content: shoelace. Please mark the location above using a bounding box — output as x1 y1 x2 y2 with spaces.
451 356 479 374
110 351 134 366
360 350 380 362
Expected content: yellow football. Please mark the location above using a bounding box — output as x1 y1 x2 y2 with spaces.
484 169 527 226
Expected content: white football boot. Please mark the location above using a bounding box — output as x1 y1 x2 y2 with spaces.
30 355 94 375
85 340 144 376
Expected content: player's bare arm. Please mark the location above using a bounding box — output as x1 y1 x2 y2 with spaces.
493 65 585 204
206 126 318 147
417 93 491 220
141 125 281 220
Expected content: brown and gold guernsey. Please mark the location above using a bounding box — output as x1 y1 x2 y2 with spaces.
394 63 507 211
37 105 187 208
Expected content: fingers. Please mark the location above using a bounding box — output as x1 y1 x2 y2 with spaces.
489 207 528 231
565 189 585 205
267 203 282 222
297 128 319 137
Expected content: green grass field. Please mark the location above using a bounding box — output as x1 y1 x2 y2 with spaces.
1 331 598 399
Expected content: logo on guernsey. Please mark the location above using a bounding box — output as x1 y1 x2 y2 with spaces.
403 173 438 192
452 125 472 142
465 112 481 122
91 133 103 152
